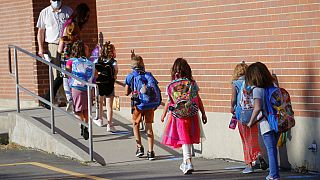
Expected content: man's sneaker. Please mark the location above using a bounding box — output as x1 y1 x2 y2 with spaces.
180 163 193 175
136 146 144 157
66 100 73 112
147 151 155 160
242 166 254 174
106 123 116 132
258 155 268 170
93 119 103 127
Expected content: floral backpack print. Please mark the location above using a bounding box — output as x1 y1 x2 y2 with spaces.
167 78 199 118
264 86 295 133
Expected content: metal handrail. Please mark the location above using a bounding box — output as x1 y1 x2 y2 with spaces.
8 45 98 162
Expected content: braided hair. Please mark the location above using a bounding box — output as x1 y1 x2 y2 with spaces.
99 41 115 61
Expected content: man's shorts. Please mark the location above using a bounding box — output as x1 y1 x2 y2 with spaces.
132 106 154 124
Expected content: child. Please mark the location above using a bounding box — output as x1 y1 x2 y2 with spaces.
57 3 90 112
124 51 159 160
230 62 267 174
245 62 280 180
66 40 94 140
161 58 207 174
93 41 118 132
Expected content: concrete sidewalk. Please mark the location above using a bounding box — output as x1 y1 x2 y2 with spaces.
1 107 180 166
1 108 320 179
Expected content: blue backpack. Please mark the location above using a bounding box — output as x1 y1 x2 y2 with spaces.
264 86 295 133
69 57 95 91
234 80 254 125
130 70 162 110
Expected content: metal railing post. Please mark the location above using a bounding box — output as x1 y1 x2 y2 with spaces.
88 85 93 161
13 48 20 113
49 66 55 134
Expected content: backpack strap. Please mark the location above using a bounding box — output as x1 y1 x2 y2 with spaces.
264 86 279 132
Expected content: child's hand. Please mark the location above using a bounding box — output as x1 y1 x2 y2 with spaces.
202 114 207 124
131 49 135 59
230 107 235 114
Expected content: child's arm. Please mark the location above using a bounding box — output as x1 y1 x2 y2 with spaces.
114 63 119 80
230 85 237 114
161 99 169 122
125 84 131 96
58 28 67 54
197 94 207 124
247 98 262 127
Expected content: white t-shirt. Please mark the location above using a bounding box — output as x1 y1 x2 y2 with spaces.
36 5 73 44
253 87 271 135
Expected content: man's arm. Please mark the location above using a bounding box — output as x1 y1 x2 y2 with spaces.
37 28 45 57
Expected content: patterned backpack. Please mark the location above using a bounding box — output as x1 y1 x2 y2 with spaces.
264 87 295 133
235 81 255 124
69 57 95 91
167 78 199 118
130 70 162 110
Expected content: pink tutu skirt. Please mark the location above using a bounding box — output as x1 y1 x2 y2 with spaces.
161 112 201 148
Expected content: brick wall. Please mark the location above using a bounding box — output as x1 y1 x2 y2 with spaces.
0 0 36 100
96 0 320 118
0 0 98 102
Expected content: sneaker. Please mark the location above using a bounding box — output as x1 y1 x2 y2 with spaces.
66 101 73 112
106 123 116 132
258 155 268 170
147 151 155 160
136 146 144 157
93 119 103 127
83 127 89 140
266 175 280 180
188 163 194 172
242 166 254 174
180 163 193 175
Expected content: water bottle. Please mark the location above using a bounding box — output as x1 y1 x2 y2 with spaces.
229 114 237 129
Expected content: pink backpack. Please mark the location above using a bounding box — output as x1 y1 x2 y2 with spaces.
167 78 199 118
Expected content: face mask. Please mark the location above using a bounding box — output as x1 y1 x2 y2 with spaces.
51 1 62 9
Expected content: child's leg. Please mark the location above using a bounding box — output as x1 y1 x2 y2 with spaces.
145 123 154 152
133 121 142 146
182 144 192 164
63 77 72 102
83 109 89 123
98 95 105 119
105 96 114 124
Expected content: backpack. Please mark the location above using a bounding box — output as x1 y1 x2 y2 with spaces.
264 86 295 133
95 58 116 96
167 78 199 118
235 81 255 125
69 57 95 91
89 45 100 63
130 70 162 110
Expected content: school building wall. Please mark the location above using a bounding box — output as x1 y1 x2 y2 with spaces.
0 0 98 109
0 0 319 172
96 0 320 171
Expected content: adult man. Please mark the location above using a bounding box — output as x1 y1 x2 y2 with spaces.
36 0 72 108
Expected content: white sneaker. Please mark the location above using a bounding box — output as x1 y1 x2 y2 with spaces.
66 101 73 112
106 124 116 132
180 163 193 174
242 166 254 174
93 119 103 127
